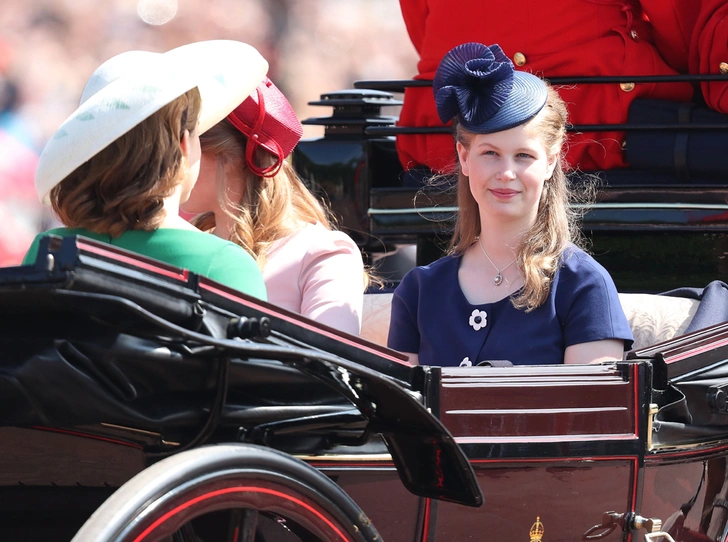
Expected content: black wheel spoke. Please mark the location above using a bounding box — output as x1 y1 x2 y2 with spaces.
228 508 259 542
174 523 200 542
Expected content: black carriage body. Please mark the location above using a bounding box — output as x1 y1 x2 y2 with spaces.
2 238 728 541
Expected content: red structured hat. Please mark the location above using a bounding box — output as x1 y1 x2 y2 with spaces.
226 77 303 177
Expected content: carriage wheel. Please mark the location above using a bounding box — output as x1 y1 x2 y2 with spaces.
71 444 381 542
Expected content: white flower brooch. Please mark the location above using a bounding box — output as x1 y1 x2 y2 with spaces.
469 309 487 331
460 357 473 367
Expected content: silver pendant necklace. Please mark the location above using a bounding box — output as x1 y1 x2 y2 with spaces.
478 238 517 286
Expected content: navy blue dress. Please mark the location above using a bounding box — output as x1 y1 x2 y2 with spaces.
387 246 634 366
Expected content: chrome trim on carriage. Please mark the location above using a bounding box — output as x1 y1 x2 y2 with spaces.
646 437 728 455
295 453 394 462
368 206 457 215
368 202 728 216
100 423 180 447
647 403 659 451
575 203 728 210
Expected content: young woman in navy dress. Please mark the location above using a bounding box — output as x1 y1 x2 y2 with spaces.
387 42 634 367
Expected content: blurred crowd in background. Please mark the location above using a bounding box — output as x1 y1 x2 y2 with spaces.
0 0 417 265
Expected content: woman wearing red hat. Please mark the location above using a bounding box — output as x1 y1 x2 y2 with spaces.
387 43 633 366
184 78 366 336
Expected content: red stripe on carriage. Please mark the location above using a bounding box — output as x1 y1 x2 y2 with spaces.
133 486 349 542
633 363 639 437
421 497 431 542
628 363 640 542
665 335 728 362
79 243 189 281
201 281 411 366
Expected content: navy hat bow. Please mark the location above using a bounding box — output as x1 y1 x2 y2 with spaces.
433 42 548 134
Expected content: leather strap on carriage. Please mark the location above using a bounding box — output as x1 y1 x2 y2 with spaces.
673 102 694 181
147 354 232 459
680 462 706 516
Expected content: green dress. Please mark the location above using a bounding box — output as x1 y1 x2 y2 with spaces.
23 227 267 300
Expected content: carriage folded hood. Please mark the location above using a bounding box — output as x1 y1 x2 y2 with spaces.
0 235 483 508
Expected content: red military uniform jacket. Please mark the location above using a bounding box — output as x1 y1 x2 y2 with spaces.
642 0 728 113
396 0 694 174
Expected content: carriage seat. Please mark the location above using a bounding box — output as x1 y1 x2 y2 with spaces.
361 292 699 352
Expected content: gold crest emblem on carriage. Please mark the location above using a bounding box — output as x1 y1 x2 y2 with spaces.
529 516 544 541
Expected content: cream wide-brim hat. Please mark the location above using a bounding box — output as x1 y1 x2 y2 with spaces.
35 40 269 205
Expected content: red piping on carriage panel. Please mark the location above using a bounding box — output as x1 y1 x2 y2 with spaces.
79 242 188 281
421 497 432 542
201 281 411 366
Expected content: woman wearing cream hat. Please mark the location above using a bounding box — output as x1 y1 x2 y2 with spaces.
23 40 268 299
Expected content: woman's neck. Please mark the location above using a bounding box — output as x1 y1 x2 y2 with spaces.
478 207 536 254
212 209 235 240
159 185 198 231
477 222 524 262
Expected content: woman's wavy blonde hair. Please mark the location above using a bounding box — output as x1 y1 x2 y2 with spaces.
194 119 335 269
51 88 201 237
449 85 590 311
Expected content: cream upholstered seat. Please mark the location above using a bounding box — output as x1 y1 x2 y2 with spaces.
361 292 699 352
617 293 698 350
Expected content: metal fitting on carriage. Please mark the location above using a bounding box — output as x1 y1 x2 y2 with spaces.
708 384 728 413
227 316 271 340
633 515 662 533
583 511 625 539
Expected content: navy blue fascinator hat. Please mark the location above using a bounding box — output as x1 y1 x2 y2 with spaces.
434 42 548 134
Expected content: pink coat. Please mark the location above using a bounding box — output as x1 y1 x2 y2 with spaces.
263 223 364 336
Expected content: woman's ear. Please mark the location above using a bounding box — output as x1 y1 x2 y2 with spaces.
546 154 558 179
456 141 469 176
179 129 191 163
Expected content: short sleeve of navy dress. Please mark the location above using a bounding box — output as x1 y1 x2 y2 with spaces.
387 245 634 366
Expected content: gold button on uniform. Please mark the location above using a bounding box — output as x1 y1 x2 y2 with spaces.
630 29 639 41
720 62 728 74
620 82 635 92
513 52 527 66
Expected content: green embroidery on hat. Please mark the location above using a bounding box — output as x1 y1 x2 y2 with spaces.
53 129 68 140
75 112 95 121
108 99 131 110
215 74 226 86
138 85 161 94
